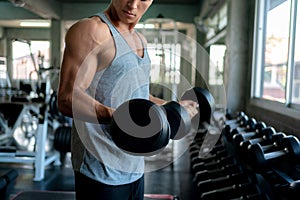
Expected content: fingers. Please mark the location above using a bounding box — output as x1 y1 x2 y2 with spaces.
179 100 199 119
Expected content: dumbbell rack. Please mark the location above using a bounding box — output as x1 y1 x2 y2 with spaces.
189 111 300 199
0 102 61 181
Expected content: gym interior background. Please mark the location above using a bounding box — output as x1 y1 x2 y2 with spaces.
0 0 299 199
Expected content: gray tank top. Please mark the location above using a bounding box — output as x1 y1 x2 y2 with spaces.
71 12 151 185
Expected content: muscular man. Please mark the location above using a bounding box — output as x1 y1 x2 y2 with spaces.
58 0 198 199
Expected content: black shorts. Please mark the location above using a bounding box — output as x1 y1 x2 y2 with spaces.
74 171 144 200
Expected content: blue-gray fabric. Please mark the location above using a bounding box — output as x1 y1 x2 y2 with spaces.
71 12 151 185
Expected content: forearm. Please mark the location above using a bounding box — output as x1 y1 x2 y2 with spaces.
58 88 114 124
149 94 167 106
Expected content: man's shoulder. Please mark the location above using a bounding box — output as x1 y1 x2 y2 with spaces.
66 16 110 42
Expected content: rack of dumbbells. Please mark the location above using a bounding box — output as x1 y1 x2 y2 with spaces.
189 111 300 199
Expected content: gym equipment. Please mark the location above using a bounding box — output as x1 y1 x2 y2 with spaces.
110 99 172 155
224 111 246 125
180 87 215 127
53 126 71 153
240 132 286 153
248 135 300 168
197 172 253 194
224 113 248 129
223 115 249 141
230 117 258 135
192 155 236 174
110 87 215 155
225 119 265 144
190 148 228 166
232 126 275 147
230 120 266 139
0 103 60 181
193 163 243 183
201 182 263 200
161 101 191 140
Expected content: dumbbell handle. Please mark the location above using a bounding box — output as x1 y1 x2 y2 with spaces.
191 149 228 167
194 164 242 182
192 156 235 173
201 182 260 200
196 163 242 177
197 172 251 194
264 149 287 160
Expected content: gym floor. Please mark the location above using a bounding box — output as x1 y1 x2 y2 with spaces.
0 139 198 200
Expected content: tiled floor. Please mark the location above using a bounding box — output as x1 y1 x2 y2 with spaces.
0 140 198 200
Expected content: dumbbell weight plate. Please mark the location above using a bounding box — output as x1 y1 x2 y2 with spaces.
162 101 191 140
181 87 215 130
110 98 170 155
248 135 300 169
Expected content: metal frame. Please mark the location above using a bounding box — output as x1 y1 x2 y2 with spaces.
0 103 61 181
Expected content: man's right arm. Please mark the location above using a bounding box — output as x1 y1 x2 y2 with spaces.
57 18 114 124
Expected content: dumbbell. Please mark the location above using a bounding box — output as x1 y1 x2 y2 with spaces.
224 112 249 129
190 147 228 167
232 126 275 147
224 111 246 125
240 131 286 153
230 117 258 135
225 120 265 144
191 149 229 168
230 120 266 139
248 135 300 169
223 115 250 141
201 182 263 200
110 87 214 155
197 172 254 194
180 86 215 130
193 163 244 183
192 155 237 173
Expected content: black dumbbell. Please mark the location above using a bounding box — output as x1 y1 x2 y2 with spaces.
223 115 250 142
230 193 270 200
226 120 266 145
190 147 228 166
193 163 243 183
230 120 266 139
180 87 215 130
240 131 286 153
248 135 300 169
197 172 253 194
230 117 258 135
110 87 215 155
189 136 224 153
224 115 249 133
232 126 275 147
224 111 246 125
192 155 236 173
201 182 263 200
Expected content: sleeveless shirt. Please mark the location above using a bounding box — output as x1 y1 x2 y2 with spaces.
71 12 151 185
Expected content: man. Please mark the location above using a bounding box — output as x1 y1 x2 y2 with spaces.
57 0 198 199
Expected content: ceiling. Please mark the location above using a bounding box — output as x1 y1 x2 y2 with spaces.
0 0 205 28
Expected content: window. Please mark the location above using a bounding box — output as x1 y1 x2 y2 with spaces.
209 44 226 86
293 1 300 104
252 0 300 108
12 40 50 80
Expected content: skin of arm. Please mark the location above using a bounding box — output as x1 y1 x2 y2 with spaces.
57 18 115 124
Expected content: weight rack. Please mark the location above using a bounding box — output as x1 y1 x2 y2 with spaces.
189 111 300 200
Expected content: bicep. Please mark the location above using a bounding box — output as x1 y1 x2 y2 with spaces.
59 31 98 96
